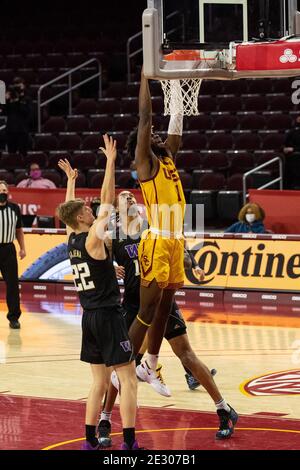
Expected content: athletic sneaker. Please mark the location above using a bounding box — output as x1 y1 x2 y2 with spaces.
97 419 112 448
120 440 144 450
216 404 238 439
136 361 171 397
185 373 200 390
81 441 100 450
111 370 120 392
185 368 217 391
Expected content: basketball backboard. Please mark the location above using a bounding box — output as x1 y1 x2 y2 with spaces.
143 0 300 80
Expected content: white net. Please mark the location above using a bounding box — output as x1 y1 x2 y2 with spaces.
160 78 202 116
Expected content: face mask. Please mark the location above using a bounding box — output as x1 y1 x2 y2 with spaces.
131 170 138 181
0 193 8 203
30 169 42 180
246 214 256 224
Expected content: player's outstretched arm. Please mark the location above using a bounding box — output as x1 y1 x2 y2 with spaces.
86 134 116 256
58 159 78 202
136 70 156 180
58 159 78 236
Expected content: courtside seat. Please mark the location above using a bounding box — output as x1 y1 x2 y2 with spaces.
199 80 223 95
213 113 238 131
239 112 266 130
40 169 62 187
271 78 292 93
234 131 261 151
62 171 86 188
0 153 25 170
81 133 103 151
227 173 254 191
242 94 268 112
115 170 132 187
175 151 203 171
90 114 113 132
217 190 242 222
182 132 208 151
247 78 272 94
25 54 45 69
75 99 99 115
259 131 285 150
207 131 233 150
114 114 138 132
58 132 82 151
264 112 292 130
42 116 66 133
45 53 66 69
66 115 90 132
34 133 58 151
72 151 97 170
229 152 255 175
194 172 226 190
222 79 248 94
88 169 106 188
268 93 294 111
188 114 213 131
197 95 217 112
120 97 139 114
201 152 229 173
105 82 128 98
190 190 218 220
48 151 72 169
218 94 242 112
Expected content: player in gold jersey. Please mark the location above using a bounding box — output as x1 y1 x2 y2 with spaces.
126 70 204 389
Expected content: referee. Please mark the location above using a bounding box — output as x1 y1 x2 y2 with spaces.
0 180 26 329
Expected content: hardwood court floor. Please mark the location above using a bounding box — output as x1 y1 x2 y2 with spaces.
0 295 300 450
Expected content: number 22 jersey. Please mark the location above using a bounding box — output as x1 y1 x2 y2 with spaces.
68 232 120 311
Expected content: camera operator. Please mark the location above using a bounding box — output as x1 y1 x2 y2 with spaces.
0 77 33 156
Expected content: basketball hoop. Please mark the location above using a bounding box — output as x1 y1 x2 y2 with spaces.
159 50 219 116
160 78 202 116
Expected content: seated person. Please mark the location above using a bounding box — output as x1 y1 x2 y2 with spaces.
126 161 140 189
225 203 266 234
17 163 56 189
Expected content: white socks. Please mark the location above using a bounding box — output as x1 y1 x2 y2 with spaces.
100 411 112 422
146 354 159 370
215 399 230 413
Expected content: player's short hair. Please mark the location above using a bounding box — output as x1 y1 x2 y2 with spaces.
57 198 85 229
238 203 265 222
126 127 138 161
0 180 8 189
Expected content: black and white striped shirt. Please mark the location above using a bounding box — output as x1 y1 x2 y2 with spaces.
0 202 22 244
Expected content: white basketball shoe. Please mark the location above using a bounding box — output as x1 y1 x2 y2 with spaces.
136 361 171 397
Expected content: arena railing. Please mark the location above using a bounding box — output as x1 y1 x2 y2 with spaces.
37 58 102 133
126 10 185 84
243 156 283 204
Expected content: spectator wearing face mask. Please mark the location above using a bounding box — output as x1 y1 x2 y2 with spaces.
17 163 56 189
225 203 266 234
126 161 140 189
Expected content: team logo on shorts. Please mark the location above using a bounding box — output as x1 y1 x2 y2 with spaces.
241 369 300 396
120 340 132 353
142 255 150 267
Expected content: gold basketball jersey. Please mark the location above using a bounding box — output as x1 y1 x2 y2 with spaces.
139 157 186 236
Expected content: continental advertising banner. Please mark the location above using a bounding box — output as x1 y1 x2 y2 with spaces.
185 237 300 291
1 233 299 292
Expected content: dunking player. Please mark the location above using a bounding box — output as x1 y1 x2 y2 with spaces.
57 136 143 451
97 191 231 446
126 70 238 439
